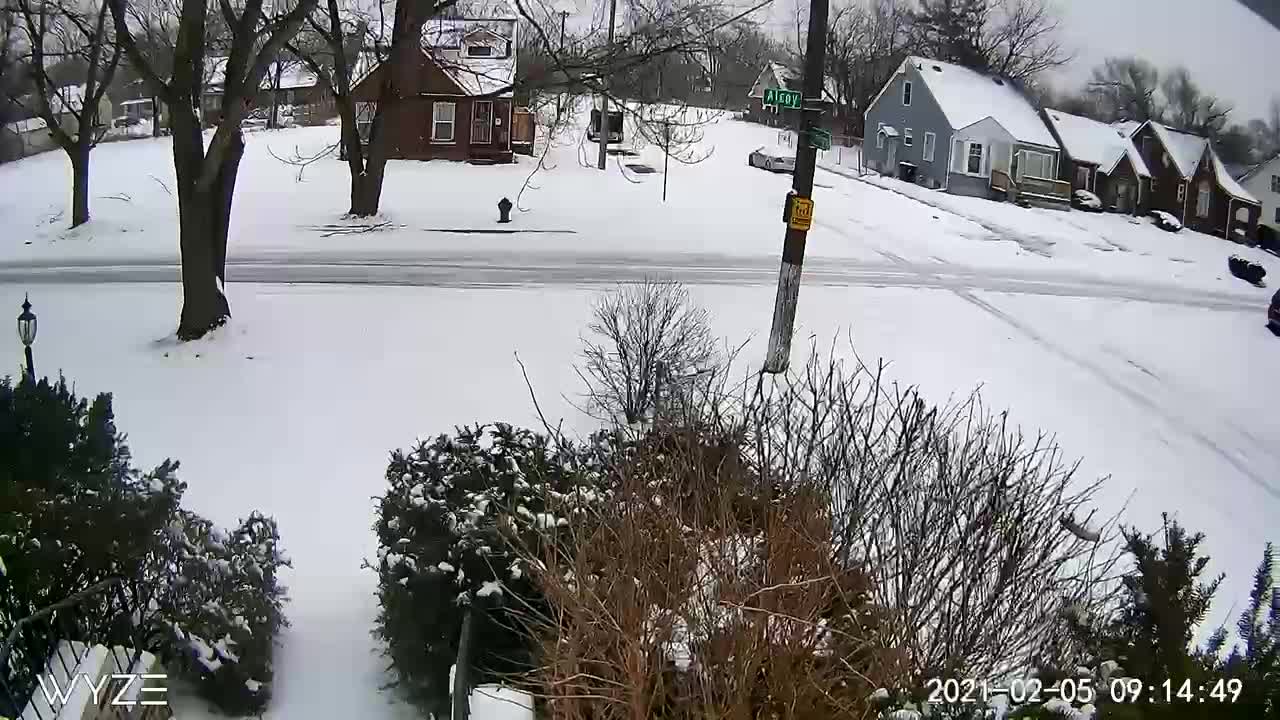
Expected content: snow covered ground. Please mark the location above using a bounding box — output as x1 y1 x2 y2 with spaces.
3 103 1279 718
2 280 1277 719
3 106 1279 304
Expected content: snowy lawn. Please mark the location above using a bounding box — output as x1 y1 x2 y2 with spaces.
3 281 1278 718
3 109 1278 306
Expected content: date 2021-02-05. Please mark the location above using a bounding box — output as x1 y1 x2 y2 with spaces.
925 676 1245 705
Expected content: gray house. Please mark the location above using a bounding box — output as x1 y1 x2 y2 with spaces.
863 56 1069 206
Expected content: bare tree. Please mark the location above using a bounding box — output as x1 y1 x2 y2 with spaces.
1247 97 1280 160
579 280 717 426
8 0 121 227
107 0 318 339
826 0 911 136
1087 56 1162 123
907 0 1068 84
1161 66 1232 137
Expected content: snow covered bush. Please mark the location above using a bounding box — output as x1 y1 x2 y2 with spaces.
517 426 899 719
1072 190 1102 212
732 349 1123 688
580 280 719 425
1150 210 1182 232
0 375 291 716
372 423 606 718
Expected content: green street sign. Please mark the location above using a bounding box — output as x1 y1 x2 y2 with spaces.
763 87 803 110
807 128 832 151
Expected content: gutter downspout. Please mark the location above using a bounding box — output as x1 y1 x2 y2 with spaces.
1226 196 1234 240
943 133 952 191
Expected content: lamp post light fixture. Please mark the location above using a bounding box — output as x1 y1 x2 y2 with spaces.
17 294 36 382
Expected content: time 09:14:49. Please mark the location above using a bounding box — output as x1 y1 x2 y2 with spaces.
925 677 1244 704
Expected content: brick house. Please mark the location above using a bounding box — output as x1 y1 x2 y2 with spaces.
1041 108 1150 214
1126 121 1261 239
349 16 519 163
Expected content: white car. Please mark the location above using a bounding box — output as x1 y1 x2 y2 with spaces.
748 145 796 173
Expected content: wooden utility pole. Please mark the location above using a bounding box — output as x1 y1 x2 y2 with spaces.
596 0 617 171
762 0 829 373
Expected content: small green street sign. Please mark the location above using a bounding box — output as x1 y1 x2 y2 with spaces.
763 87 803 110
807 128 833 151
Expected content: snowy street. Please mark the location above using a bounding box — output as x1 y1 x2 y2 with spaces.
3 111 1280 718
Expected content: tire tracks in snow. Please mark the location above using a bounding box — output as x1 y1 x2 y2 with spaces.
813 213 1280 501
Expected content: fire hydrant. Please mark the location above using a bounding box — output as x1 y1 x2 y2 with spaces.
497 197 513 224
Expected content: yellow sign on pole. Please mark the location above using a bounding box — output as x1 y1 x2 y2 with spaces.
788 196 814 231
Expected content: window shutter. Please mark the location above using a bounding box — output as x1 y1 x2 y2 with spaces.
951 140 964 173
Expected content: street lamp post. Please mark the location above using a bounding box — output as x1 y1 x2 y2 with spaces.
17 294 36 382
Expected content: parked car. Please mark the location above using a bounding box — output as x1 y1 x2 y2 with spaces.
748 145 795 173
1150 210 1182 232
1270 289 1280 331
112 116 141 129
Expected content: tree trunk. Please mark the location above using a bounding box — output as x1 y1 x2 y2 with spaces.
210 130 245 283
353 112 389 216
70 141 91 228
152 96 161 137
172 109 231 340
452 605 476 720
335 97 375 216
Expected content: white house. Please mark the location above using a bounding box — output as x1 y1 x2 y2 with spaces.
1239 153 1280 246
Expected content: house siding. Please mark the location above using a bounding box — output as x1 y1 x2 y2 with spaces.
862 63 951 189
1094 155 1143 214
1184 152 1260 239
1134 123 1192 221
1240 159 1280 236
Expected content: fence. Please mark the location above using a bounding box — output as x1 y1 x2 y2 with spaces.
776 129 866 175
1 577 153 720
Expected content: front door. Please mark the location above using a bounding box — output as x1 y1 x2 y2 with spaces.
1116 182 1132 213
472 101 493 145
886 138 897 168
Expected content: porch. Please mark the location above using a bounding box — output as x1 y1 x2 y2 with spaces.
991 169 1071 209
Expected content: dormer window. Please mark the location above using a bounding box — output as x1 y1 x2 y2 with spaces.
467 44 493 57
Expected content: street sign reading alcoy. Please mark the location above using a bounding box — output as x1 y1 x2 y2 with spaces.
762 87 803 110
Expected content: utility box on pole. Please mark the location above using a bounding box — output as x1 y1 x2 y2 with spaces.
763 0 830 373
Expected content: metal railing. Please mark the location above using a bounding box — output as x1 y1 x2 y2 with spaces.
1 577 151 720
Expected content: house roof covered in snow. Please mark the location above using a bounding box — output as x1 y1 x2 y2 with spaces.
1209 150 1259 204
204 58 320 92
415 17 518 97
748 61 839 105
4 116 48 134
1239 152 1280 183
901 57 1058 149
1127 120 1257 203
1044 108 1150 178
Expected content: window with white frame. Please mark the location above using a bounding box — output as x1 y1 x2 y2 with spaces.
432 101 456 142
904 128 913 147
355 101 376 143
1196 180 1210 217
1272 175 1280 193
902 80 912 106
966 142 985 175
1020 150 1053 179
1177 182 1185 203
923 132 935 162
876 123 884 149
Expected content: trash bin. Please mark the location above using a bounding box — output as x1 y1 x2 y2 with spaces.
898 162 917 183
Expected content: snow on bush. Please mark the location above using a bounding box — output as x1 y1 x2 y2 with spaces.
518 427 895 719
1073 189 1102 211
373 423 607 718
1150 210 1182 232
0 375 291 716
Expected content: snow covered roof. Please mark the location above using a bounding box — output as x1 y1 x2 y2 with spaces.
903 57 1058 148
877 125 899 137
420 17 517 97
748 62 839 104
4 116 48 134
204 57 319 92
1145 122 1208 179
1239 152 1280 183
1209 150 1259 204
1044 109 1150 178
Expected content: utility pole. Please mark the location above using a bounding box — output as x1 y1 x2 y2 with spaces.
596 0 617 171
762 0 829 374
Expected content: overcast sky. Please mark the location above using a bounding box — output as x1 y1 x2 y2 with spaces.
754 0 1280 122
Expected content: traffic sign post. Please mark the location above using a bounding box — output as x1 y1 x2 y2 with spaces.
763 87 803 110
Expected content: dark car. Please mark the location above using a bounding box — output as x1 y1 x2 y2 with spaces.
1270 289 1280 330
